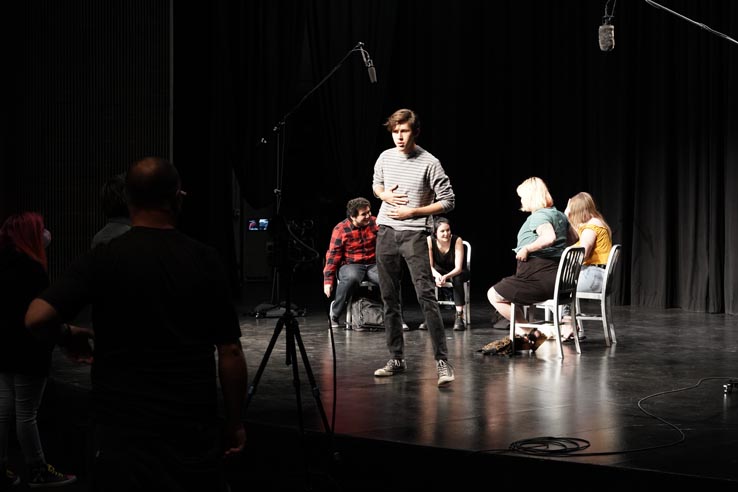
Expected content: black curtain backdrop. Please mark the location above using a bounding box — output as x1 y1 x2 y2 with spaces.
194 0 737 313
3 1 736 314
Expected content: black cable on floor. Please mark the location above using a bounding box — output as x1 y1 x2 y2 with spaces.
475 376 737 458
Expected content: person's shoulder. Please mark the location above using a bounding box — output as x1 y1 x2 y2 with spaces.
334 218 351 230
377 148 396 159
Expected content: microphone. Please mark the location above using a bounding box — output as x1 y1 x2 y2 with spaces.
358 42 378 83
599 22 615 51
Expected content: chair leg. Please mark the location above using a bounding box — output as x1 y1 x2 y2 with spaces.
553 306 565 359
606 296 616 344
465 285 471 325
344 296 352 329
600 296 610 346
575 297 584 337
570 302 581 355
509 303 517 357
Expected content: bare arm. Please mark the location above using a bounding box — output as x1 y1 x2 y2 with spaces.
218 341 248 457
25 298 63 339
25 298 95 363
578 228 597 261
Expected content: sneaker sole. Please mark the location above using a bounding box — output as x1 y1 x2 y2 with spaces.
29 477 77 488
437 377 455 387
374 369 405 377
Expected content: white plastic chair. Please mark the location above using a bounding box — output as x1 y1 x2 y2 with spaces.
510 246 585 358
434 240 471 325
575 244 622 346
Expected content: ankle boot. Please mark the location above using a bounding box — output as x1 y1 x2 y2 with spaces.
453 312 466 331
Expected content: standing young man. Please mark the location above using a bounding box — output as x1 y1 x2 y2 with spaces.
372 108 456 387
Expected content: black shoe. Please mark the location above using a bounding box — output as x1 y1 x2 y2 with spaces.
453 316 466 331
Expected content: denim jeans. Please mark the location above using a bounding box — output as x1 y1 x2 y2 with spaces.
376 226 448 361
0 373 47 466
578 265 605 293
332 263 379 319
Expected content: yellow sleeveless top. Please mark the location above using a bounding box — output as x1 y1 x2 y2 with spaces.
576 224 611 265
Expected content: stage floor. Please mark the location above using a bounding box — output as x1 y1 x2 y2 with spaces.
21 289 738 491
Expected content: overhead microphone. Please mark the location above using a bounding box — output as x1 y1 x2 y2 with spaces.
599 22 615 51
598 0 616 52
358 42 378 83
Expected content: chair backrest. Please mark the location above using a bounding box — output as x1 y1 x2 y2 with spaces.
602 244 622 296
553 246 585 305
462 240 471 273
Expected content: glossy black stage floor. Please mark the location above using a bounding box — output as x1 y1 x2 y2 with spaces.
23 286 738 491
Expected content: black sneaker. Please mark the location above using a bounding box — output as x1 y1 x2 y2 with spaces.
28 464 76 488
2 469 20 488
453 316 466 331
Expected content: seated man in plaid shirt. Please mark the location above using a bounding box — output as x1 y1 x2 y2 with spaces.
323 197 380 328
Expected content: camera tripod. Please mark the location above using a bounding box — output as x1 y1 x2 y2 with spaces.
244 303 332 437
244 245 335 468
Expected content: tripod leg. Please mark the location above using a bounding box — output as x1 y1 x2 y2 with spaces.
285 321 306 435
289 318 333 435
244 318 285 411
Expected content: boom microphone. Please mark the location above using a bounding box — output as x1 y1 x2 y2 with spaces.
358 42 378 83
599 23 615 51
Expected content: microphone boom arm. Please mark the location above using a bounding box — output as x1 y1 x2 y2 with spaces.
645 0 738 46
264 41 372 139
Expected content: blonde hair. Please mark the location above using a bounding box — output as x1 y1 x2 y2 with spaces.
567 192 611 237
517 177 553 212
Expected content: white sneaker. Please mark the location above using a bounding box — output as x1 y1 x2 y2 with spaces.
374 358 406 377
436 359 455 387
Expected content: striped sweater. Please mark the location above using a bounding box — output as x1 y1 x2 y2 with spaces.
372 145 455 232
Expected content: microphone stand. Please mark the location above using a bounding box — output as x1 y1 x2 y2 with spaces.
645 0 738 46
244 42 374 488
253 41 373 318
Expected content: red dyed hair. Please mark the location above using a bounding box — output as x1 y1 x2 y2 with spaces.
0 212 48 271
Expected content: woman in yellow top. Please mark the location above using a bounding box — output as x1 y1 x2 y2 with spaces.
565 192 612 294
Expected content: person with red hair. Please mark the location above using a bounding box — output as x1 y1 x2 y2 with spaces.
0 212 77 488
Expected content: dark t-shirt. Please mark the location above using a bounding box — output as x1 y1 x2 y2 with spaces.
39 227 241 430
430 234 468 275
0 248 53 376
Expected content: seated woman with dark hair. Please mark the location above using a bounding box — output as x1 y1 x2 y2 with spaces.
419 216 469 331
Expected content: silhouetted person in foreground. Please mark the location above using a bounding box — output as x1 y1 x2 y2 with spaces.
0 212 77 488
26 157 248 492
